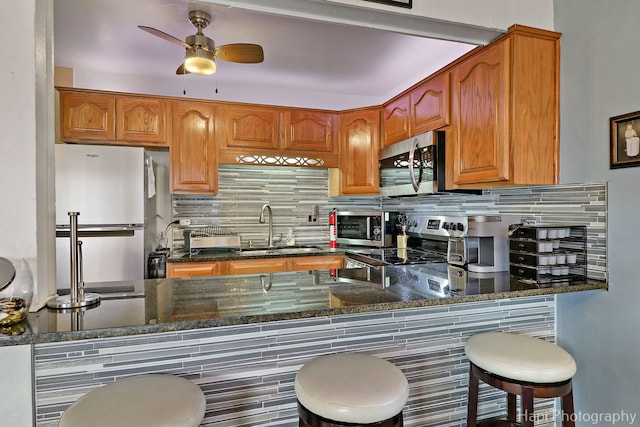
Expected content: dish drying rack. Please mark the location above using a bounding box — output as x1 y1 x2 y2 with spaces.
183 225 242 253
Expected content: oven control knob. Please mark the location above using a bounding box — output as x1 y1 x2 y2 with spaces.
456 223 465 232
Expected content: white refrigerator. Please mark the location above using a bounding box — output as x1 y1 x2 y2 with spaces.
55 144 147 288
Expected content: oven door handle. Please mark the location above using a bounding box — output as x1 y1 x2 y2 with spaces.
366 217 372 240
408 137 423 193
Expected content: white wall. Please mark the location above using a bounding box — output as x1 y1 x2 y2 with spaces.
323 0 554 31
71 0 554 110
0 2 37 264
555 0 640 424
0 0 56 309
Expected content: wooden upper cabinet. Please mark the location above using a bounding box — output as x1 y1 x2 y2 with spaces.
58 88 168 147
381 72 450 147
382 94 410 147
170 100 218 194
448 25 560 189
60 91 115 141
411 72 450 134
338 108 380 195
116 97 167 145
223 105 279 150
450 40 511 186
282 110 337 152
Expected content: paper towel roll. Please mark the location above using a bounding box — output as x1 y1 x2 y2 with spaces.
146 157 156 198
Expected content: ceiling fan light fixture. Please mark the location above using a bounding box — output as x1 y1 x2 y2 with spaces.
185 47 216 75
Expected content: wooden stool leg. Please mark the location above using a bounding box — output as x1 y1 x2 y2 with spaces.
521 385 534 427
561 388 576 427
507 393 517 422
467 364 479 427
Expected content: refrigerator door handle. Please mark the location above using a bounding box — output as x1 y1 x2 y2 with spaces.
56 228 137 238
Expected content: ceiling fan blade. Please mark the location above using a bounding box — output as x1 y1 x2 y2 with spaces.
138 25 191 49
215 44 264 63
176 64 190 75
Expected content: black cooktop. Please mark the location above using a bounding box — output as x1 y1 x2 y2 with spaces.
347 247 447 265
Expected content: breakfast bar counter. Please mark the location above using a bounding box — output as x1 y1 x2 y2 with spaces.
4 265 606 345
16 264 606 427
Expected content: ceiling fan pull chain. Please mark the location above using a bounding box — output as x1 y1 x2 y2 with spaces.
215 74 218 94
183 71 186 95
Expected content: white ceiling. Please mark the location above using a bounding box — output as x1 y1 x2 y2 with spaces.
53 0 478 105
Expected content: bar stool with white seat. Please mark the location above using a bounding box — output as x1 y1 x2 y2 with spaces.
465 332 577 427
58 374 207 427
295 353 409 427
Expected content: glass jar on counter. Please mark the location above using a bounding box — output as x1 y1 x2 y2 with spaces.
0 258 33 326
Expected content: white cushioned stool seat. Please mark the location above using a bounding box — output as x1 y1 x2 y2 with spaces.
465 332 577 383
295 353 409 424
59 374 206 427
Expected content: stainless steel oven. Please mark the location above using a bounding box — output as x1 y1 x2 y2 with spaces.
336 211 399 247
379 130 445 197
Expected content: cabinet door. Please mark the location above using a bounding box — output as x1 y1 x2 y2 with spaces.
167 262 221 278
224 105 279 149
382 94 410 147
225 258 288 275
411 72 450 134
116 97 167 145
170 101 218 194
450 40 511 186
282 110 337 152
288 255 344 271
60 91 115 141
338 109 380 195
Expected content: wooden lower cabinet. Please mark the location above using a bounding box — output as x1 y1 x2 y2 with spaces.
167 262 222 278
289 255 344 271
167 255 345 278
224 258 289 275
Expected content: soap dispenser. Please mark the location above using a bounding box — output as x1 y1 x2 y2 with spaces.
286 228 296 246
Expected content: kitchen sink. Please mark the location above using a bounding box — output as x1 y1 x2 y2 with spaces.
232 246 323 256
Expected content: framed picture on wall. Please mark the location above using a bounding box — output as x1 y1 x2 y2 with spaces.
610 110 640 168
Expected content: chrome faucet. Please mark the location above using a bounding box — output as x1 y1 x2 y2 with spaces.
259 203 275 248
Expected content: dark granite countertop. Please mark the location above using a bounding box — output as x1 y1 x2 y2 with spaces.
1 264 607 346
167 245 344 262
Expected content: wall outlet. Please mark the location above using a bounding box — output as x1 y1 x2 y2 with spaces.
307 205 319 222
179 218 191 226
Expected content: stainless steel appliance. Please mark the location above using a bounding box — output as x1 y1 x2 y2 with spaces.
344 213 519 271
405 214 520 273
147 251 167 278
55 144 148 287
336 211 399 247
183 225 242 253
341 213 515 297
379 131 445 196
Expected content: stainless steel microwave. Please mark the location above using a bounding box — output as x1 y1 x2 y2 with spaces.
336 211 399 247
379 130 445 197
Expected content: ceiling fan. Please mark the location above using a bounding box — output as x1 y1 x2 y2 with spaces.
139 10 264 76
